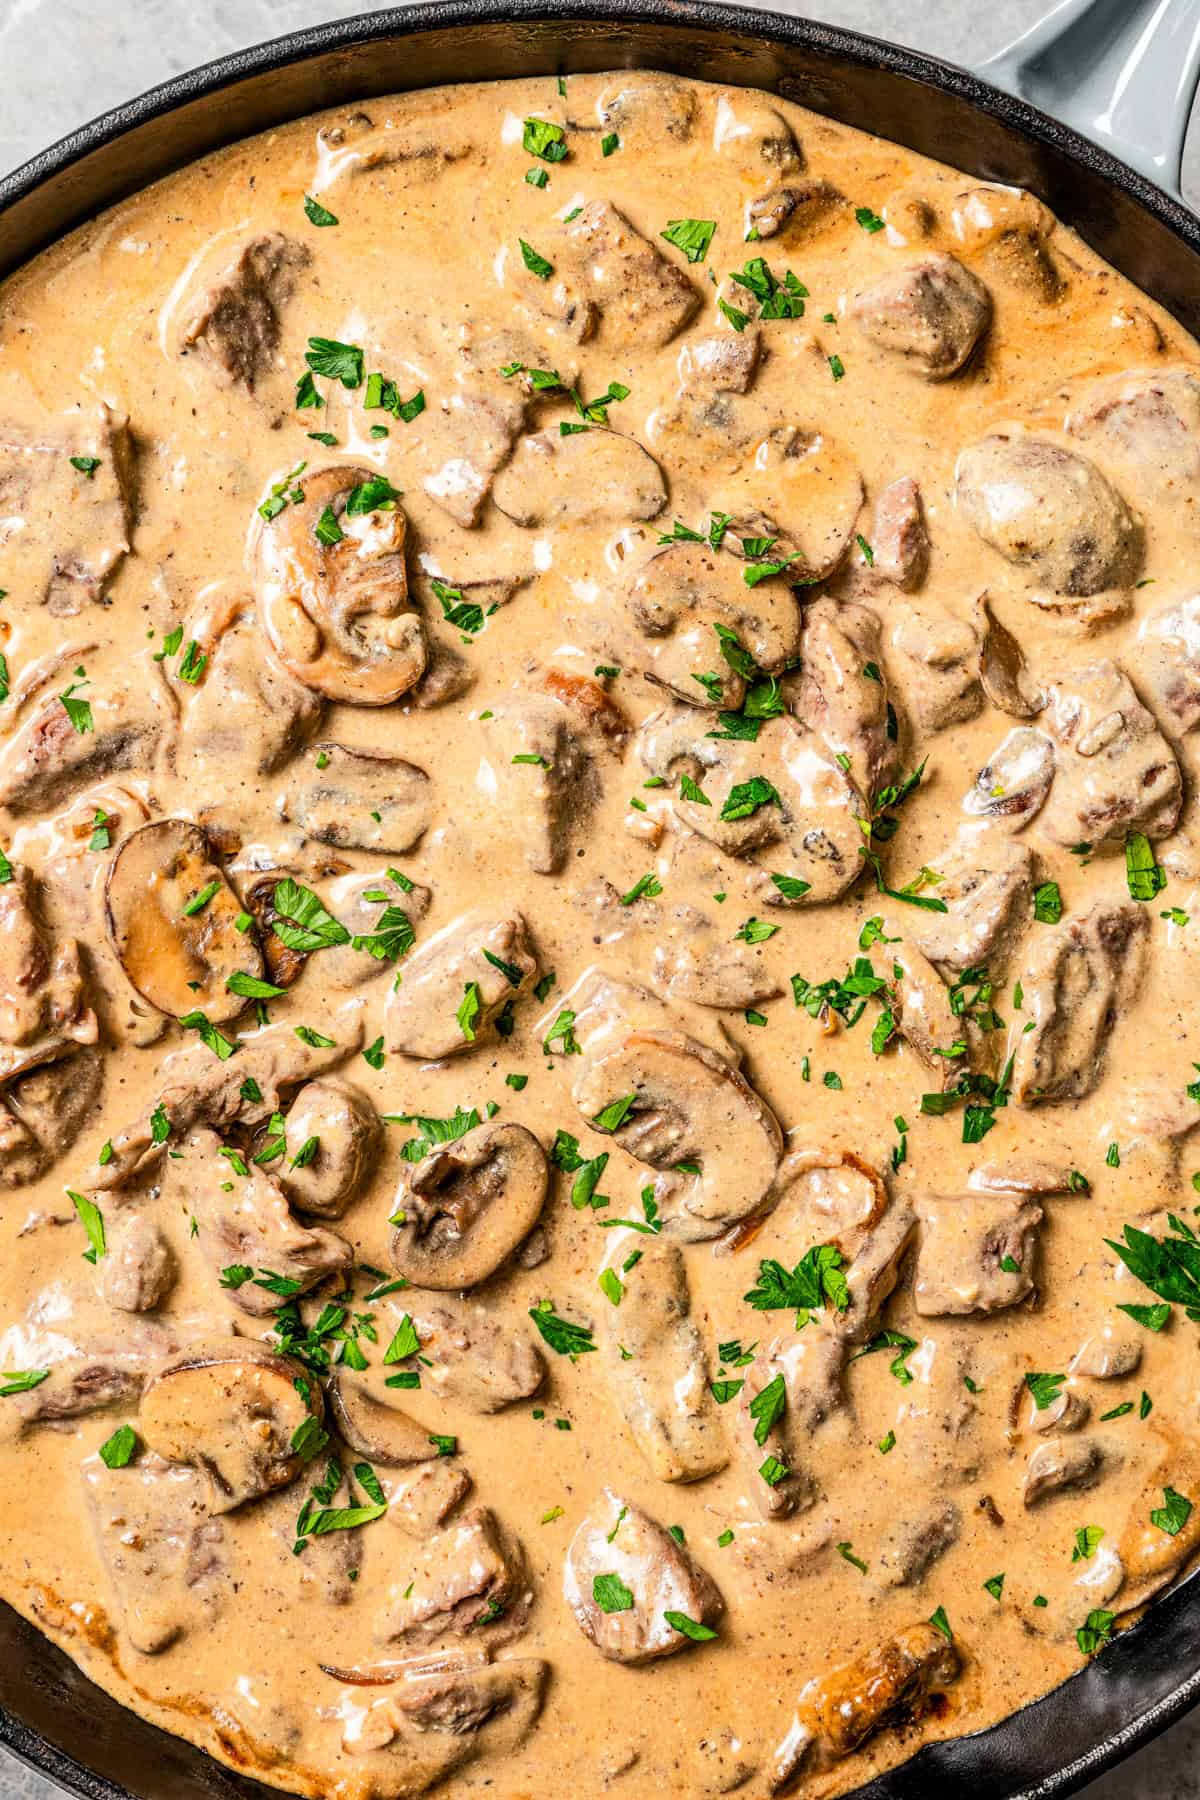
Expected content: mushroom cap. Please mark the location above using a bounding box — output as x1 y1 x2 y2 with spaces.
105 817 260 1022
391 1120 549 1289
326 1373 442 1466
140 1342 321 1513
252 464 427 705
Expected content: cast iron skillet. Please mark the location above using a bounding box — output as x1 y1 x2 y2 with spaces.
2 2 1200 1795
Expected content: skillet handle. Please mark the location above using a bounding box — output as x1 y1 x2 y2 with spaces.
975 0 1200 201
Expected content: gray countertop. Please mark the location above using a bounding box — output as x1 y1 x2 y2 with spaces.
1 0 1199 1794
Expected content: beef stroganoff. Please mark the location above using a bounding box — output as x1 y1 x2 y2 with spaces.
2 65 1200 1800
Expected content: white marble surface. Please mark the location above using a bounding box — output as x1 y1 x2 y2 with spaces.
1 0 1199 1795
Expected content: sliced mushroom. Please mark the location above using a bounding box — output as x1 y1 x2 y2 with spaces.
961 725 1055 826
977 594 1044 718
477 693 595 873
564 1489 723 1664
621 539 802 712
278 1077 380 1218
139 1342 321 1513
280 743 432 854
711 425 864 582
251 464 427 704
327 1374 441 1466
744 177 842 243
390 1121 547 1289
770 1623 960 1789
850 254 991 379
105 819 260 1022
492 428 667 528
573 1028 782 1240
1069 1326 1142 1380
1023 1435 1106 1507
1039 660 1182 846
242 872 309 989
955 433 1140 596
637 707 867 907
385 910 538 1061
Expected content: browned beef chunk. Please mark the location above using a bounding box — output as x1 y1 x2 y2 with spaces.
373 1508 531 1647
385 910 538 1060
790 597 896 801
0 673 165 815
1039 661 1181 845
1023 1435 1106 1506
913 1191 1042 1315
98 1210 175 1312
1012 902 1148 1103
870 476 929 588
735 1329 847 1519
851 254 991 378
956 434 1140 595
564 1489 722 1663
596 1229 726 1483
0 406 134 613
1136 593 1200 736
912 838 1035 977
385 1295 545 1414
178 233 309 388
83 1451 225 1654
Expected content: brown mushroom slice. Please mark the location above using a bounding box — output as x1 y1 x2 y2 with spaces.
140 1343 321 1513
279 1077 380 1218
622 540 802 712
961 725 1055 825
1023 1435 1107 1507
573 1028 782 1240
327 1375 441 1466
951 184 1063 300
390 1121 548 1289
1039 660 1182 846
251 464 427 704
492 428 667 528
385 910 538 1062
770 1623 960 1789
712 425 864 582
242 872 308 989
745 177 842 244
564 1489 723 1664
281 743 432 854
955 434 1140 596
977 595 1045 718
105 818 260 1023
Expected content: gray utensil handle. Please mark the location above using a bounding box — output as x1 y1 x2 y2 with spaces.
976 0 1200 199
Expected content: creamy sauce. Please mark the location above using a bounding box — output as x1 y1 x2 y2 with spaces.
2 66 1200 1800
